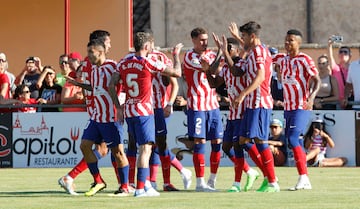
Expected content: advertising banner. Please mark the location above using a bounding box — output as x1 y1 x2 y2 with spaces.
8 110 356 168
0 113 13 168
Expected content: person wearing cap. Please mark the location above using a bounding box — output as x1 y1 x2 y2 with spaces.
328 36 352 109
304 119 347 167
15 56 43 99
273 29 321 191
68 52 83 72
268 119 287 166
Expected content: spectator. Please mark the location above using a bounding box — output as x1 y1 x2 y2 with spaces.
344 47 360 110
269 47 284 110
56 54 71 87
13 84 38 113
328 36 352 109
15 56 43 99
268 119 287 166
0 53 16 97
36 65 62 112
61 66 86 112
0 53 20 112
304 119 347 167
314 54 339 110
68 52 83 72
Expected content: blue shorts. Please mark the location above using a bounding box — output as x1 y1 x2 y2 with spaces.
82 120 123 148
284 110 311 137
126 115 155 145
239 108 271 140
223 119 242 143
187 109 223 140
154 108 168 136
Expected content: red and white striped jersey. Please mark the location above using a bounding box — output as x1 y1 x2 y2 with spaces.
273 52 318 110
90 59 117 123
148 49 173 109
81 57 94 116
183 49 219 111
117 54 166 118
239 45 273 109
219 63 247 120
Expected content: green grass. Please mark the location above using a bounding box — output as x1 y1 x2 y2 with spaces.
1 167 360 209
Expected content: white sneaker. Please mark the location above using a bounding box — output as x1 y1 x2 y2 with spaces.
145 187 160 197
207 178 216 189
195 184 217 192
134 189 147 197
150 181 158 190
289 176 312 191
58 176 78 195
181 168 192 189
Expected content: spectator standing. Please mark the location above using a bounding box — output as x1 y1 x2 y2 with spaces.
269 47 284 110
314 55 339 110
15 56 43 99
344 48 360 110
0 53 20 111
328 37 352 109
56 54 71 87
36 66 62 112
0 53 16 97
61 66 86 112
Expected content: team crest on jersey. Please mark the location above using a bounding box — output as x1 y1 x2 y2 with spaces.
191 58 200 65
195 127 201 135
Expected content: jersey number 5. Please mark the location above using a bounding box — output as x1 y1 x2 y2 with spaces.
126 73 139 97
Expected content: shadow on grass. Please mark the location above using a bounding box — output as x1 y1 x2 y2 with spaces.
0 190 73 197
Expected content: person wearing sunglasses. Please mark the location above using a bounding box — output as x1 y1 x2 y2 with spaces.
56 54 71 87
327 36 352 109
13 84 38 113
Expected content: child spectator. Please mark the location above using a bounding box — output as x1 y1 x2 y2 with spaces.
304 119 347 167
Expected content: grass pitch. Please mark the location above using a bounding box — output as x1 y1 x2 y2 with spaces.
1 166 359 209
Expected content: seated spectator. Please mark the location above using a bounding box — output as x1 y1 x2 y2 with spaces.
328 36 353 109
268 119 287 166
61 66 86 112
36 66 62 112
304 119 347 167
13 84 37 113
314 54 339 110
15 56 43 99
0 54 20 112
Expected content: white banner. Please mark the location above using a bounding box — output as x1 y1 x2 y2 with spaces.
11 110 356 168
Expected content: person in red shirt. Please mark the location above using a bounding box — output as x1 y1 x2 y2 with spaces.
13 84 38 113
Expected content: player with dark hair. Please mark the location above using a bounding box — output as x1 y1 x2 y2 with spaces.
273 29 321 190
111 32 183 197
